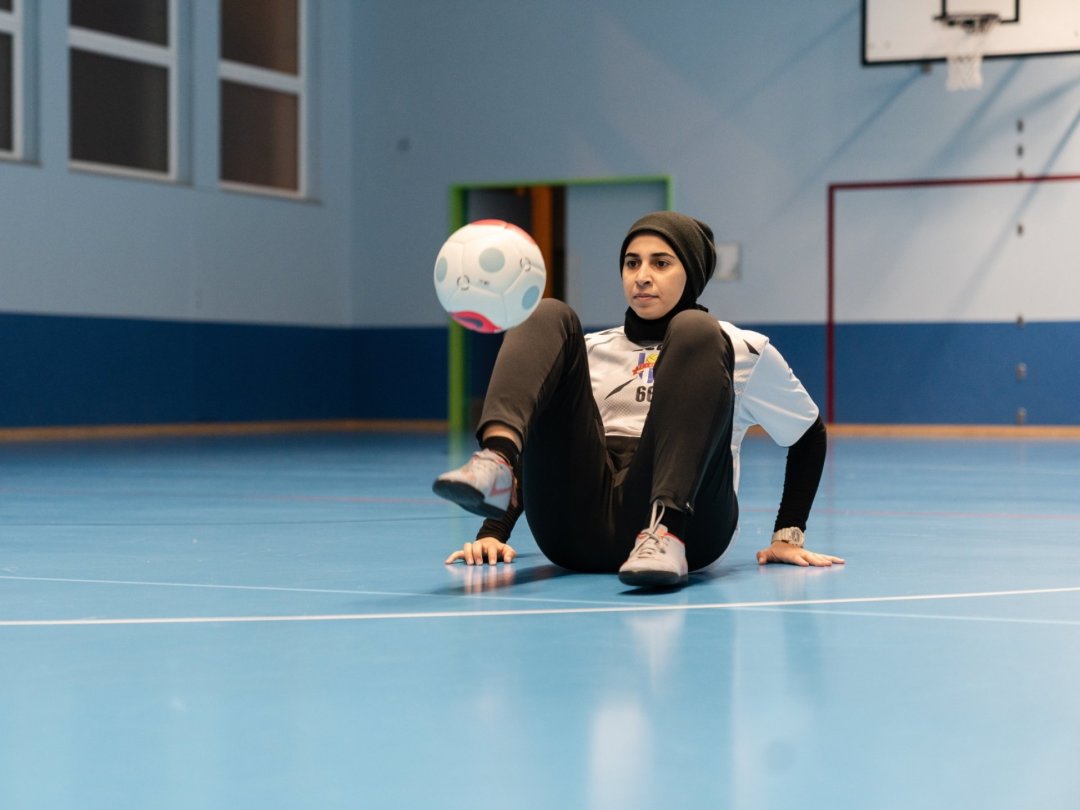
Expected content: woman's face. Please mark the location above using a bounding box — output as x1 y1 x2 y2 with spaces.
621 234 688 320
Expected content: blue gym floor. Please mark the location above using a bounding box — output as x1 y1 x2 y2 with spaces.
1 430 1079 810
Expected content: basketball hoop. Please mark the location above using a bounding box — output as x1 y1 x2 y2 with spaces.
937 12 1001 91
939 13 1001 90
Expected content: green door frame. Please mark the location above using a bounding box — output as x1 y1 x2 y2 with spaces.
446 175 674 435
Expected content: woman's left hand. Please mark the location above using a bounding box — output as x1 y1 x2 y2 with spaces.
445 537 516 566
756 541 845 567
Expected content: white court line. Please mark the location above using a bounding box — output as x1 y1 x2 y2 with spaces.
1 585 1078 628
0 574 630 608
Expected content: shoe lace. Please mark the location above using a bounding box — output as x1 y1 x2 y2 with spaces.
472 449 506 474
473 450 519 509
632 502 669 558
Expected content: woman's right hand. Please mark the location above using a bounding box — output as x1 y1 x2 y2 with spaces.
445 537 516 566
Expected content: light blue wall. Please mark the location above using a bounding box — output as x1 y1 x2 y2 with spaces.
348 0 1080 423
3 0 1079 426
350 0 1080 328
0 1 368 427
2 0 354 327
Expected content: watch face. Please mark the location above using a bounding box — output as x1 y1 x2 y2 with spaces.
775 528 805 548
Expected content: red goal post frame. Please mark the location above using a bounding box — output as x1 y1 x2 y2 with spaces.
826 170 1080 423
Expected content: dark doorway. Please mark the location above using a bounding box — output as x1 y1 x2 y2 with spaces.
460 185 567 431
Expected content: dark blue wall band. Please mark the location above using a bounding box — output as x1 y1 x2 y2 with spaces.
1 313 1075 427
0 313 448 427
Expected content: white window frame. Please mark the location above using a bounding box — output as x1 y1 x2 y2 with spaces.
68 0 179 182
0 0 23 160
218 0 307 199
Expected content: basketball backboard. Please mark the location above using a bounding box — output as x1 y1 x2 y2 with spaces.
863 0 1080 64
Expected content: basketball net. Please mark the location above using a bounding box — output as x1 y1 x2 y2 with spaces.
943 14 1000 91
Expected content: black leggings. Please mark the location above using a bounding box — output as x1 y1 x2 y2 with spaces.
479 299 738 573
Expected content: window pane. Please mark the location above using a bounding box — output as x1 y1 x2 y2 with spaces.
70 0 168 46
220 80 298 190
221 0 298 74
0 34 11 152
70 49 168 172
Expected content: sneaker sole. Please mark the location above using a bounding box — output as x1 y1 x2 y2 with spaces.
617 568 688 588
431 480 508 519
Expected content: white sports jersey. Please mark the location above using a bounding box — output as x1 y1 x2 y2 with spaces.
584 321 819 492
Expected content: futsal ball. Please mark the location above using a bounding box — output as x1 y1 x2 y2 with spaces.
433 219 547 333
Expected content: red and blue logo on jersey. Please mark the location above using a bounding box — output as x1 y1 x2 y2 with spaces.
632 351 658 383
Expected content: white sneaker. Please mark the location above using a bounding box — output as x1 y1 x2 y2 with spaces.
432 449 516 518
618 502 688 587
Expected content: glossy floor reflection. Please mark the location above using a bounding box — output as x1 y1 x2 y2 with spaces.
1 431 1078 809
